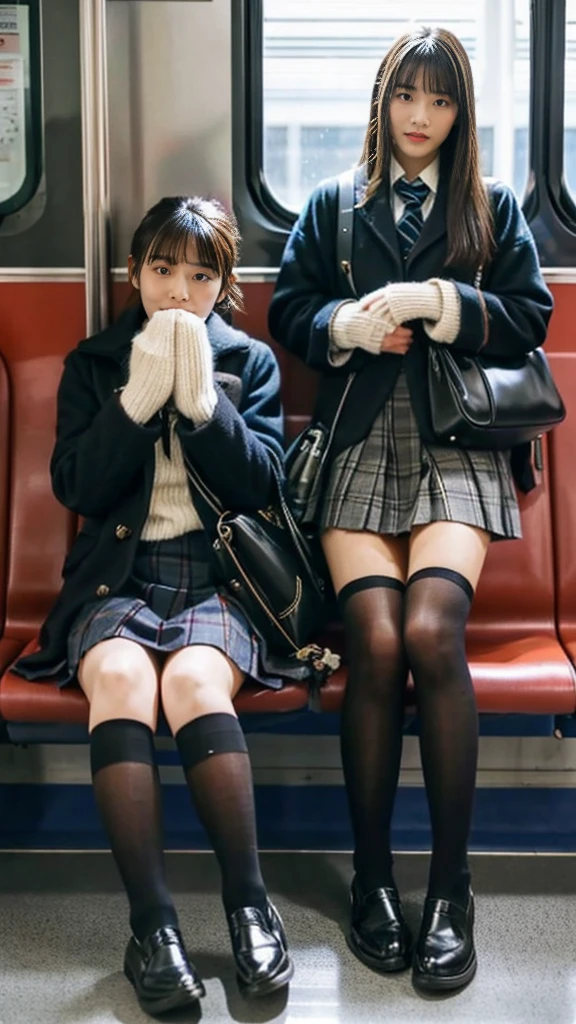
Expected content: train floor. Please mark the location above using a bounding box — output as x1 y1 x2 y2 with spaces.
0 850 574 1024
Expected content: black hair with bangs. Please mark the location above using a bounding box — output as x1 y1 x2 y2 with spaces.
359 25 494 271
129 196 243 315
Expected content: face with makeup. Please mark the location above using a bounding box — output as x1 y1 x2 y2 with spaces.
389 67 458 178
128 241 225 321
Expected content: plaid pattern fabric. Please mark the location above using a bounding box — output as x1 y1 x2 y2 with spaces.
320 372 521 540
67 531 283 689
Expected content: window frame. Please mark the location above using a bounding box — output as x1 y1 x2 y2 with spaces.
233 0 576 267
0 0 43 218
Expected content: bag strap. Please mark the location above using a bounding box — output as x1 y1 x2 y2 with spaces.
183 447 319 584
337 168 358 297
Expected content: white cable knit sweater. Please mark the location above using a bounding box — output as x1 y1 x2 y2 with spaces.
120 309 217 541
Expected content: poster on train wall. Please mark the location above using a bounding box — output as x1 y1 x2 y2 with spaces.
0 5 28 203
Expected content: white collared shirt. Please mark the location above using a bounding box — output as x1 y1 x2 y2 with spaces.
390 154 439 225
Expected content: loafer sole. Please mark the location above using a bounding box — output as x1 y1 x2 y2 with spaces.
237 954 294 996
124 961 205 1013
347 929 412 974
412 951 477 993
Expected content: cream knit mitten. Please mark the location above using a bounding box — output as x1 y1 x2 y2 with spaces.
360 279 461 344
173 310 217 424
120 309 176 423
329 299 395 355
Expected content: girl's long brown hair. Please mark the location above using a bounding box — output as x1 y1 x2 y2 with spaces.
359 26 494 271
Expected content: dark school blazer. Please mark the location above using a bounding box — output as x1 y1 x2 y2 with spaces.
268 162 554 489
15 303 284 681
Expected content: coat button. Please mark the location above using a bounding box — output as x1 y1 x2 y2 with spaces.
115 524 132 540
96 584 110 598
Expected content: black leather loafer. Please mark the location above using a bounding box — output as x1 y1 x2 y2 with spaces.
228 899 294 996
348 875 412 973
124 925 205 1015
412 890 477 992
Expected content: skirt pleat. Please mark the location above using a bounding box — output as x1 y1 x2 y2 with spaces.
319 371 521 540
66 530 284 689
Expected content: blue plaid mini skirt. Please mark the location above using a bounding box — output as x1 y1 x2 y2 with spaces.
66 530 284 689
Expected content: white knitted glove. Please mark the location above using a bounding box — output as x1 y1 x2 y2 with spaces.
361 281 442 324
120 309 176 423
361 279 461 344
173 310 217 423
329 299 396 355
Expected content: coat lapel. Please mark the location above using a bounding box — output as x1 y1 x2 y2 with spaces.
355 171 403 276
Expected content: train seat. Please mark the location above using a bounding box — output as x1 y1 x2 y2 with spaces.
316 436 576 714
0 636 309 730
0 353 14 671
0 346 76 677
0 331 574 732
549 350 576 667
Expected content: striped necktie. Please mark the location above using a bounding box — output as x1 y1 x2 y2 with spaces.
394 176 430 259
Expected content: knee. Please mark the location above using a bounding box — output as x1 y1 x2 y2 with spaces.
161 666 214 715
403 611 463 675
90 654 157 716
347 624 405 696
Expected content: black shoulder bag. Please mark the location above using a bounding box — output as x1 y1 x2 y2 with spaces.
286 169 358 521
184 450 340 682
426 267 565 449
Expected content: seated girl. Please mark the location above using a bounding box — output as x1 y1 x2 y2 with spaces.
15 195 294 1015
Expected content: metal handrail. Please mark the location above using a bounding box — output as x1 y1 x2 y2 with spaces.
79 0 110 336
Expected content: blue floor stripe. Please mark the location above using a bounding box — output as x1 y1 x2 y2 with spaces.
1 784 576 851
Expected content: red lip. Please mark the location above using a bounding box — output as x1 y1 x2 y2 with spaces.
406 133 429 140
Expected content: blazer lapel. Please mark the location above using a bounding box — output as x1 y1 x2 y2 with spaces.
355 169 403 277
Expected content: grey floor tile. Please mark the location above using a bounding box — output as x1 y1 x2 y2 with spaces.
0 853 575 1024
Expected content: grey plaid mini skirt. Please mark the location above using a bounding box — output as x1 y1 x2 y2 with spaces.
66 530 284 689
318 371 521 540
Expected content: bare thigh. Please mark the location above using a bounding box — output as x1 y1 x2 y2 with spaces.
161 644 245 735
78 637 161 732
408 521 491 591
321 527 409 595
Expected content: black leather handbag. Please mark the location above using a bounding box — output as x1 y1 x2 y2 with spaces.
184 454 340 680
427 264 565 449
427 342 566 449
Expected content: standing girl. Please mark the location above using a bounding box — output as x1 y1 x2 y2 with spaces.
269 26 552 993
15 196 294 1015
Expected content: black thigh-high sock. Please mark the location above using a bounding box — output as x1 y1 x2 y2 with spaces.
338 575 408 894
175 712 267 915
404 567 479 906
90 718 178 941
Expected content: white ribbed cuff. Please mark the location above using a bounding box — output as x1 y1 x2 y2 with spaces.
423 278 462 344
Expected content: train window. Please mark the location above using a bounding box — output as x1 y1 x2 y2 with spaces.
0 0 42 218
262 0 531 213
565 0 576 200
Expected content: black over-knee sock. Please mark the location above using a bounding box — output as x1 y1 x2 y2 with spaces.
175 712 267 915
338 575 408 894
404 567 478 906
90 718 178 941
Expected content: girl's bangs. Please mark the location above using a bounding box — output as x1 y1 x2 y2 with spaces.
146 212 225 275
393 45 458 101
